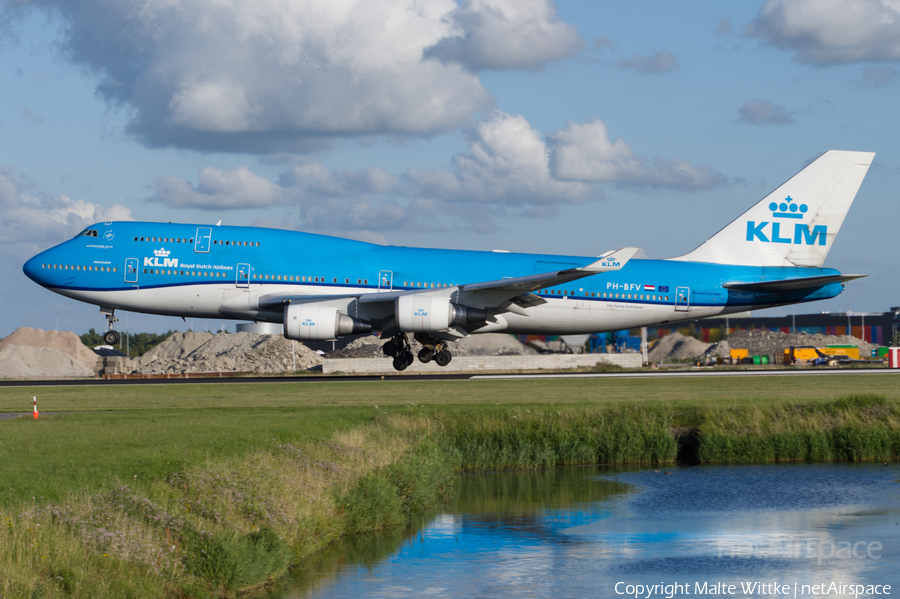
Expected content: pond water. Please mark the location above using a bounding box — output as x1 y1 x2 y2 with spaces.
271 463 900 598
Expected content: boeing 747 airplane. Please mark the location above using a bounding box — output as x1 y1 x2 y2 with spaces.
24 150 874 370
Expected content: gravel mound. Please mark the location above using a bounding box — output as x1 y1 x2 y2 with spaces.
136 332 322 374
706 330 878 358
648 332 710 361
323 333 535 359
137 332 214 365
0 328 98 378
0 345 95 378
0 327 99 369
457 333 538 356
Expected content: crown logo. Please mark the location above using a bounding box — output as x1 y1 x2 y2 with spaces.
768 196 807 219
154 248 171 257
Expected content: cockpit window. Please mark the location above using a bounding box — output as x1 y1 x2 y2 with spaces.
76 229 98 238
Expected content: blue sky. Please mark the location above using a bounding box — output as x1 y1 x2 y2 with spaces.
1 0 897 336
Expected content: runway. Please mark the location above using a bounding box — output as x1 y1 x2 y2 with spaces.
0 367 896 387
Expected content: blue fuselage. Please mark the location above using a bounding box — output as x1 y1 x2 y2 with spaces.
23 221 844 334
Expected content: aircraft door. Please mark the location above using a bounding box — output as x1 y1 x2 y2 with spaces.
378 270 393 291
236 263 250 288
675 286 690 312
124 258 138 284
195 227 212 253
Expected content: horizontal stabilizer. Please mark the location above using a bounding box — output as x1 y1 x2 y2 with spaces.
722 274 865 293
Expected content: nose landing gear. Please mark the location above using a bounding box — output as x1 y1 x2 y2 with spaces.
101 308 120 346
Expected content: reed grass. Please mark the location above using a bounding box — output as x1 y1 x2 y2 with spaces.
695 394 900 463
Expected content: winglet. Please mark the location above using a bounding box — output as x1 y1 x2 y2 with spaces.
579 247 639 273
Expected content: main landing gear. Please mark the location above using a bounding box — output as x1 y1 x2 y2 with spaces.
382 333 413 371
101 308 120 346
414 333 452 367
382 333 453 371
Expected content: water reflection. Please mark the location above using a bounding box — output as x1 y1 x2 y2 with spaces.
272 463 900 598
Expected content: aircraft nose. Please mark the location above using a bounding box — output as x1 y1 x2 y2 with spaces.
23 252 48 285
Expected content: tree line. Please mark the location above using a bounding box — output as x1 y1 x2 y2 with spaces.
80 329 179 358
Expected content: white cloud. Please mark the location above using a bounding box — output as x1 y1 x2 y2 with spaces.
737 99 795 125
151 166 295 209
148 112 724 237
613 49 679 74
423 0 582 71
408 111 595 205
547 118 724 190
0 164 133 254
745 0 900 64
278 160 400 198
5 0 580 151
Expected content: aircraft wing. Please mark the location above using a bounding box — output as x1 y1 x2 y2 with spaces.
452 247 639 311
722 274 865 293
256 247 638 314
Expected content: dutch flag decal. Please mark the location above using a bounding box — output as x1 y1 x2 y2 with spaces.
643 284 655 291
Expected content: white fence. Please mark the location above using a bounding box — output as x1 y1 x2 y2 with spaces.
321 353 642 374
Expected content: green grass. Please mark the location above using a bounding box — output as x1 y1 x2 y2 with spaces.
3 373 900 412
2 375 898 505
0 408 370 505
1 375 898 598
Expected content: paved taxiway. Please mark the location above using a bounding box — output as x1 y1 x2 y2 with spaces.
0 368 896 388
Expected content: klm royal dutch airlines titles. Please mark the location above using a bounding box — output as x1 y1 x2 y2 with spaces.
24 151 874 370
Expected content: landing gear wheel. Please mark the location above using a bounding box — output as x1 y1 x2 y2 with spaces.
388 333 414 371
417 348 434 363
102 309 120 347
434 350 452 367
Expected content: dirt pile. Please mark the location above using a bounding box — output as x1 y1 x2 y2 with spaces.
648 332 710 361
707 330 879 358
137 332 215 363
0 328 98 378
457 334 538 356
323 333 535 359
136 332 322 374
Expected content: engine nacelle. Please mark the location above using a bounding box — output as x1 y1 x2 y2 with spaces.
284 304 371 341
396 295 487 332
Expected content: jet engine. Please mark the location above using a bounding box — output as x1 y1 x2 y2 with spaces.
396 295 486 332
284 304 371 341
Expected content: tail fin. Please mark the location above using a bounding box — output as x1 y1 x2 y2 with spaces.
670 150 874 267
